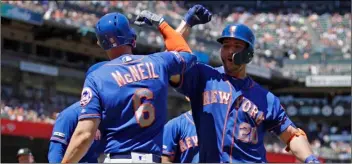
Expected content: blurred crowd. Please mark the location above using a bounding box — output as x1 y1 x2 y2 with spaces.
1 84 75 124
264 119 351 161
3 1 351 70
308 13 351 50
1 101 56 124
1 1 351 160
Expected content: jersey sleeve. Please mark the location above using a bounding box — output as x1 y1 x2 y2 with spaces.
265 93 296 136
152 51 197 76
162 119 180 157
171 63 201 98
49 111 77 145
48 141 66 163
79 75 102 120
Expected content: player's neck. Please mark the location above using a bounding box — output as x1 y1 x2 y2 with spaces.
228 67 247 79
106 46 133 60
233 70 246 79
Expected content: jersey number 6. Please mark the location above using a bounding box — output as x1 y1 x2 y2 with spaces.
133 88 155 128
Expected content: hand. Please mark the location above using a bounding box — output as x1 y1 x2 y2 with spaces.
184 4 212 27
134 10 164 27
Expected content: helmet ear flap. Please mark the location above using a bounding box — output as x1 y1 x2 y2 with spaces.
232 46 254 65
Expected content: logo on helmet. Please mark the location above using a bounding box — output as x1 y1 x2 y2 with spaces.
230 26 237 33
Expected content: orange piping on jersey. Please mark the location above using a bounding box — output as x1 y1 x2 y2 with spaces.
229 109 239 163
158 22 192 53
220 80 233 154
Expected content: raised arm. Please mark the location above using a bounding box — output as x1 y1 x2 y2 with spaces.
134 10 192 53
176 20 192 39
170 5 212 85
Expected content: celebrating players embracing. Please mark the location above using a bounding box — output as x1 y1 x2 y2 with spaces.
61 11 196 163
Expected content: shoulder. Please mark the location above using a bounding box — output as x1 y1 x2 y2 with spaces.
169 111 194 126
166 114 183 126
247 79 279 108
58 102 81 119
250 79 272 98
191 63 221 76
86 61 108 76
196 62 216 70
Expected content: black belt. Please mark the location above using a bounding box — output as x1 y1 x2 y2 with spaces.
109 152 161 163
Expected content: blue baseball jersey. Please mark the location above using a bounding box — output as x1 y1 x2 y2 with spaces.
162 111 199 163
48 102 104 163
79 52 196 155
172 64 295 163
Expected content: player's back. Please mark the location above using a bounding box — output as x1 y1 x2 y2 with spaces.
82 52 196 155
162 111 199 163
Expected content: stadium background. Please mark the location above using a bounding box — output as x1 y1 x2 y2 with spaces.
0 0 350 163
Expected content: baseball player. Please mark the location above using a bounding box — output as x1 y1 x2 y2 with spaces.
162 109 199 163
61 11 196 163
17 148 35 163
169 5 320 163
48 61 107 163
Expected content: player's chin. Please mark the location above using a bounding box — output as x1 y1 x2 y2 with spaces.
226 63 243 74
223 61 236 69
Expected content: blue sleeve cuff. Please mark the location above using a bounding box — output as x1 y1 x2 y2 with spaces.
50 137 68 145
78 114 101 120
268 116 294 135
162 150 175 156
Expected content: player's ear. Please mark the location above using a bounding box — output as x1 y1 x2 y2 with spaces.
97 40 101 47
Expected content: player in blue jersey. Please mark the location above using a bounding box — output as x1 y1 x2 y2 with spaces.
48 61 107 163
61 11 196 163
162 98 199 163
169 5 320 163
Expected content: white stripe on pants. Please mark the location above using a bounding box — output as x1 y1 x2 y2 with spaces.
104 157 132 163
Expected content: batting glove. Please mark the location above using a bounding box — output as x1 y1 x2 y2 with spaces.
134 10 164 27
184 4 212 27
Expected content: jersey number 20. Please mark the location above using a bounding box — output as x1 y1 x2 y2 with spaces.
133 88 155 128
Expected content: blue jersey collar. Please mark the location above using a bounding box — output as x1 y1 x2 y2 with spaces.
217 66 255 90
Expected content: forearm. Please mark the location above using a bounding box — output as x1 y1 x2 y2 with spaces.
288 136 314 162
161 155 174 163
158 21 192 53
61 132 94 163
61 131 94 163
176 20 192 39
169 21 193 84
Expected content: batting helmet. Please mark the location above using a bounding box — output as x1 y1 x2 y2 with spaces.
95 12 136 51
217 24 255 65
